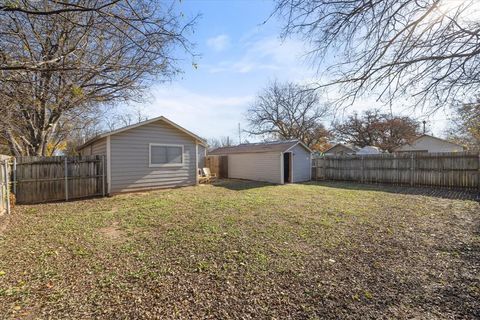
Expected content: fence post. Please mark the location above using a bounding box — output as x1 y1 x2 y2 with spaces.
12 157 16 195
102 155 106 197
316 157 322 181
410 153 415 187
361 156 365 183
4 159 10 214
64 157 69 201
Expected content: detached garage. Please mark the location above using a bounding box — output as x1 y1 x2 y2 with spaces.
209 140 312 184
77 116 206 194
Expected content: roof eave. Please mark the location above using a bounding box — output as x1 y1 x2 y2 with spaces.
284 141 313 153
76 116 207 151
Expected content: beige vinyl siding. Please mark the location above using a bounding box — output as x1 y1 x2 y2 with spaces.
396 136 463 153
91 138 107 155
109 120 197 193
290 144 311 182
79 138 107 156
228 152 282 184
79 145 91 156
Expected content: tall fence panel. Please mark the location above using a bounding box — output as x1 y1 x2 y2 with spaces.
14 155 105 204
205 155 228 178
313 152 480 190
0 155 11 214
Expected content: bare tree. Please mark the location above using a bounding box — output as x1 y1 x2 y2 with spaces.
333 109 420 152
60 106 149 156
207 136 234 150
0 0 195 156
273 0 480 110
246 81 330 150
104 107 150 131
0 1 195 71
447 98 480 150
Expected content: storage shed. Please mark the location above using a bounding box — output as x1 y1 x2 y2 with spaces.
77 116 206 194
209 140 312 184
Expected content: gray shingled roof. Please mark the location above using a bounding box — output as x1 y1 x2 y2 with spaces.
209 140 305 155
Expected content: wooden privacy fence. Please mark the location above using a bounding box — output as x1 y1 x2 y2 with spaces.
205 155 228 178
313 152 480 190
0 155 11 214
14 155 106 204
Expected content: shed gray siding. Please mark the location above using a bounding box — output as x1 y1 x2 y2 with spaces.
109 120 197 193
228 152 282 184
290 144 311 182
79 138 107 156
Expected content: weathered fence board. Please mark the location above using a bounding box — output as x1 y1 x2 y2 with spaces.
0 155 11 214
205 155 228 178
14 155 105 204
313 152 480 190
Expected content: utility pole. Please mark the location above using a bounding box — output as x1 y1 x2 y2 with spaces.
238 123 241 144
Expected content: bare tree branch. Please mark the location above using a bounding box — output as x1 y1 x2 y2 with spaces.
273 0 480 111
0 0 196 156
246 80 331 150
447 97 480 150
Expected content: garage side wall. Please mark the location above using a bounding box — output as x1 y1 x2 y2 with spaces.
79 138 107 156
109 120 197 193
290 144 311 182
228 152 282 184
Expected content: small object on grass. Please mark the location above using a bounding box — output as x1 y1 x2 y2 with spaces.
0 271 5 276
364 290 373 299
328 259 335 263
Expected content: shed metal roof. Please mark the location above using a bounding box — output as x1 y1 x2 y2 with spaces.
209 140 311 155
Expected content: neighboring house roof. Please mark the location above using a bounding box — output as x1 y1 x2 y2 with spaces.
323 143 360 154
77 116 207 151
209 140 312 155
394 134 463 151
357 146 383 154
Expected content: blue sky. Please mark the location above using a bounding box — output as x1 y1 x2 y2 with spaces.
132 0 452 143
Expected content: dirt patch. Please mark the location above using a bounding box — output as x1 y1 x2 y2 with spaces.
98 221 124 240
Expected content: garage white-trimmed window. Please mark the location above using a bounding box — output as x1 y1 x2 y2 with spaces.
149 143 184 167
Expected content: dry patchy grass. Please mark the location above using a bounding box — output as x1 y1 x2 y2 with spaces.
0 180 479 319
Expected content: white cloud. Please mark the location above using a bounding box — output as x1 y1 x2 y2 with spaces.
206 34 230 52
135 85 253 141
207 36 314 80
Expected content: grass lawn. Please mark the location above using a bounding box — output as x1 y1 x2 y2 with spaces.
0 180 479 319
